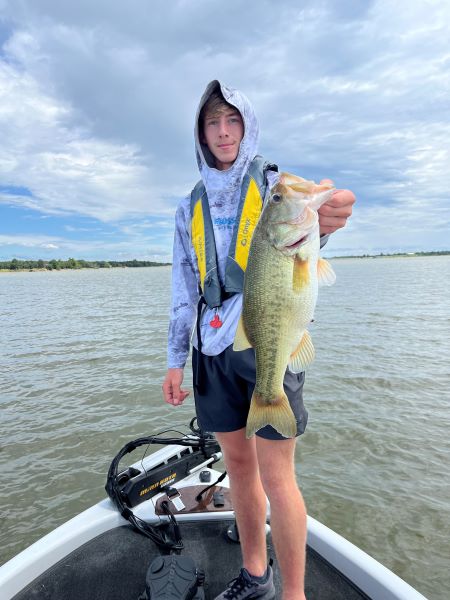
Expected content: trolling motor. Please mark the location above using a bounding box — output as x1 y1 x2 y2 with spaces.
106 419 221 599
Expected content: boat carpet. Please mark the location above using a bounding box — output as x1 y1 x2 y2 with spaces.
12 521 369 600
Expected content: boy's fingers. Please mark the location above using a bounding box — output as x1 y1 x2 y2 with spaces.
163 379 179 404
162 380 190 406
170 382 182 405
319 192 355 217
318 203 353 217
319 219 348 234
320 178 334 186
176 388 190 404
328 189 356 208
319 189 355 235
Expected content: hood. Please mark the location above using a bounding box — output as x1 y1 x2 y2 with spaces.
194 80 259 191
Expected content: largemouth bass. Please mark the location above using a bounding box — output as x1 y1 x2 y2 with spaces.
233 172 336 438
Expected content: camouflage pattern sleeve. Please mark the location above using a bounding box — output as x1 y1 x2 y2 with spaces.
167 200 199 369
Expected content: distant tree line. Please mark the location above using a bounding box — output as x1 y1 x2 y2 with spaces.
335 251 449 259
0 258 171 271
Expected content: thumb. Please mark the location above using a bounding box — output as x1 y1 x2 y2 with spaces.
179 389 190 401
320 178 334 186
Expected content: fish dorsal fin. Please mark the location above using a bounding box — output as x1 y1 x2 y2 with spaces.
317 258 336 286
288 330 315 373
233 314 253 351
280 172 309 186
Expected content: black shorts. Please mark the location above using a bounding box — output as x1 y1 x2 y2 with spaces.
192 345 307 440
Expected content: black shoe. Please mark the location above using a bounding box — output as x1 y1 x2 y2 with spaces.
214 566 275 599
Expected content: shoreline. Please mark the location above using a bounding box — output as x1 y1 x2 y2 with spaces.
330 252 450 259
0 265 171 273
1 252 448 273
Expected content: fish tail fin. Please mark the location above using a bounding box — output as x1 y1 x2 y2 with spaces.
246 391 297 439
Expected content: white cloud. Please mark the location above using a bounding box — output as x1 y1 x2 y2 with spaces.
0 36 186 222
0 0 449 257
0 234 63 248
0 233 172 261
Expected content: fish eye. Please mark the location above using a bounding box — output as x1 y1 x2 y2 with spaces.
272 193 282 203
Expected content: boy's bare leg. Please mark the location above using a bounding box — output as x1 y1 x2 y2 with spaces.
215 429 268 577
256 436 307 600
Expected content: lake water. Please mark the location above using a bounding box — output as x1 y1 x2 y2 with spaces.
1 257 449 599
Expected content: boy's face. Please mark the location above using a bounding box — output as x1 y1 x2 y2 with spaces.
202 107 244 171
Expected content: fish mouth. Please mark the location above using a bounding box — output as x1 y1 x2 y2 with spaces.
285 234 309 250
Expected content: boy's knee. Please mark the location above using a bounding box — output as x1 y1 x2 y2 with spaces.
224 450 256 475
259 469 299 498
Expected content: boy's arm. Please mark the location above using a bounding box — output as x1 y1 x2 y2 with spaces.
163 203 198 406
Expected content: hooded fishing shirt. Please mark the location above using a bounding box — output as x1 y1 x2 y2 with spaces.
167 80 279 369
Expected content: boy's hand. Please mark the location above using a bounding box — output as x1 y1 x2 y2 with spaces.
162 368 190 406
318 179 356 235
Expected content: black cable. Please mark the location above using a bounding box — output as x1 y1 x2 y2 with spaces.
195 470 228 502
160 501 183 554
105 427 220 552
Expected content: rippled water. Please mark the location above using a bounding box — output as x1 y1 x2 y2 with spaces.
1 258 449 600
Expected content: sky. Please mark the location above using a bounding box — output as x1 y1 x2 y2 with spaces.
0 0 449 261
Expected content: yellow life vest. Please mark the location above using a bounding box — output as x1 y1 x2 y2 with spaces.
190 155 277 308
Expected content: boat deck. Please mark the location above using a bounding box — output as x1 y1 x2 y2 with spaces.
12 521 369 599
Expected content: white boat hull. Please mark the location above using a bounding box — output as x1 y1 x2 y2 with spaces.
0 443 427 600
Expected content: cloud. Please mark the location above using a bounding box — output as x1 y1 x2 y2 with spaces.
1 0 449 258
0 232 172 261
0 234 63 248
0 51 181 222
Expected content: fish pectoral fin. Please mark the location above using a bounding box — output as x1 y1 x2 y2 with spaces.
233 314 253 352
317 258 336 286
288 330 315 372
246 391 297 439
293 257 310 292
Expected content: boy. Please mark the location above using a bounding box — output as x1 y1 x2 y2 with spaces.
163 80 355 600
